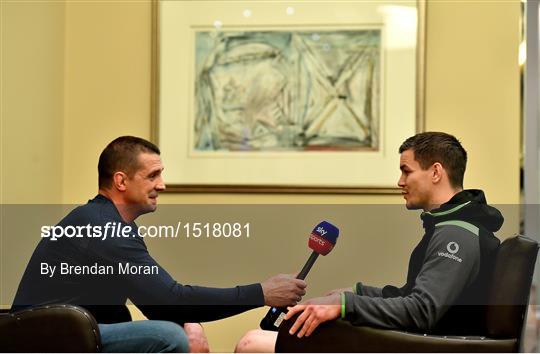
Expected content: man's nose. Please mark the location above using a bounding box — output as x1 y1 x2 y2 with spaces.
155 177 166 191
397 175 405 188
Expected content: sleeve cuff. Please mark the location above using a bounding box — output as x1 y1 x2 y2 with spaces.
248 283 266 306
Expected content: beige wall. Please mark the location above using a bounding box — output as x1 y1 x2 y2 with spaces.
63 1 152 202
1 0 521 351
425 1 520 205
1 1 66 309
1 1 65 204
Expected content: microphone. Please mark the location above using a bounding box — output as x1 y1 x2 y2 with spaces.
260 221 340 331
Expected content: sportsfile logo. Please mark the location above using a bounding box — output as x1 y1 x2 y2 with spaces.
437 241 462 263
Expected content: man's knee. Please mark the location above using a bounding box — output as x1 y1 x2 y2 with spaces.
235 330 259 353
152 321 190 353
235 329 275 353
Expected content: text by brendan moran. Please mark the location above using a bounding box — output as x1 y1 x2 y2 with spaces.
40 262 159 277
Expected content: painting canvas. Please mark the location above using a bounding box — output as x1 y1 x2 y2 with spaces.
194 30 381 152
155 0 423 192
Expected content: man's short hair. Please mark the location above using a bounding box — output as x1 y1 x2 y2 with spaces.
98 136 160 189
399 132 467 188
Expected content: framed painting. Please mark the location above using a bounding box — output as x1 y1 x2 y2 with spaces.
152 0 425 194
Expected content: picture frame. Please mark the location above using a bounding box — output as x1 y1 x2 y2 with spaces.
152 0 425 194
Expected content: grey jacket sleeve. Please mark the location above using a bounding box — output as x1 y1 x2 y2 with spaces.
343 225 480 332
355 282 384 297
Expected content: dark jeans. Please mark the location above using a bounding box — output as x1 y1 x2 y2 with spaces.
98 320 189 353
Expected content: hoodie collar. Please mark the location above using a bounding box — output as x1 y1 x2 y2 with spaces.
420 189 503 232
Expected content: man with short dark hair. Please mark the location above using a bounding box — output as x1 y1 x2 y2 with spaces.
235 132 503 352
13 136 307 353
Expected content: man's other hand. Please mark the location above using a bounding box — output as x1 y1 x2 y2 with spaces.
325 287 353 296
284 293 341 338
261 274 307 307
183 323 210 353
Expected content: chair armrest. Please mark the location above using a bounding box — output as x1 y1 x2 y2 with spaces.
276 317 517 353
0 304 101 352
0 308 10 316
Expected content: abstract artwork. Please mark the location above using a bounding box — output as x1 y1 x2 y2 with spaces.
155 0 422 191
194 30 381 152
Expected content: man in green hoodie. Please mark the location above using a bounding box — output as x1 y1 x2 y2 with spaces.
235 132 503 352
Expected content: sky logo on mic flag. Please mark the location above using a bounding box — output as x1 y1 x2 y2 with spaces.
316 226 327 236
309 221 339 255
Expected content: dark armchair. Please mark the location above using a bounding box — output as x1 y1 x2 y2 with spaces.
276 235 539 352
0 304 101 352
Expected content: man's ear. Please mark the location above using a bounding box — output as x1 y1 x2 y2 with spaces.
112 172 128 192
431 162 444 184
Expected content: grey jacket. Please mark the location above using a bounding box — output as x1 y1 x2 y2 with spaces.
342 190 503 333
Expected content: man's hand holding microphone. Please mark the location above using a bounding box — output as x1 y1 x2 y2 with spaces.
261 274 307 307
